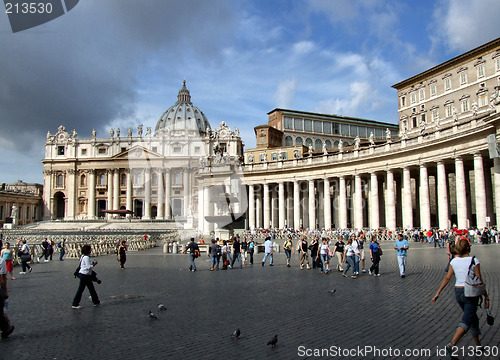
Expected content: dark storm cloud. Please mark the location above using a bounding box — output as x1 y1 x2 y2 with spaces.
0 0 234 153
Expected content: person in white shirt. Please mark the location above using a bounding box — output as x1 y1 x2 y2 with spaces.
261 237 274 266
71 245 101 309
432 238 489 355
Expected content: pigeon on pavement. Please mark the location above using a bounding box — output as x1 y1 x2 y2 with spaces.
158 304 167 311
231 328 241 339
267 335 278 347
148 310 158 320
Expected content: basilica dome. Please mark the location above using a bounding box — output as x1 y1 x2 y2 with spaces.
155 81 211 134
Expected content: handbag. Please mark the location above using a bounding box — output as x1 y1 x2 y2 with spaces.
74 256 83 278
193 249 200 258
486 309 495 326
20 254 31 262
378 244 383 256
464 256 486 297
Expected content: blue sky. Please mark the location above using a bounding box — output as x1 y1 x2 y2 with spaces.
0 0 499 183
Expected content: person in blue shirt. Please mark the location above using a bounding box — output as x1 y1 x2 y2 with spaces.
394 233 409 278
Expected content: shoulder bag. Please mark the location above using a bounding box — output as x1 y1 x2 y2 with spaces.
464 256 486 297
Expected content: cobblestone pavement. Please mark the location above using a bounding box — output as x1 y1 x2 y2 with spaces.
1 241 499 360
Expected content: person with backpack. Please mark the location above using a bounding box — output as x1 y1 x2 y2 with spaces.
208 239 219 271
431 238 489 355
183 238 199 272
58 239 66 261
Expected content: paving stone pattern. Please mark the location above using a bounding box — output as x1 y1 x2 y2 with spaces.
1 242 499 360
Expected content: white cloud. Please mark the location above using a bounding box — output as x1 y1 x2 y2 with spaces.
433 0 500 52
274 78 298 109
314 81 374 116
293 41 315 54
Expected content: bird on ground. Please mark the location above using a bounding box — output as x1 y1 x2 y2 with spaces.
158 304 167 311
328 289 336 294
148 310 158 320
231 328 241 340
267 335 278 347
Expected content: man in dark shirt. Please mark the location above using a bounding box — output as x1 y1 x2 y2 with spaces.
230 237 242 269
333 239 345 271
183 238 199 272
298 236 310 269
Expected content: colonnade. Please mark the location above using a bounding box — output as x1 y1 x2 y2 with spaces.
245 152 498 231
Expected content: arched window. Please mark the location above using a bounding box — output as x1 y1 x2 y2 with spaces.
305 138 313 148
57 174 64 187
284 136 293 146
333 140 339 148
314 139 322 150
325 140 332 149
295 137 303 146
80 174 86 187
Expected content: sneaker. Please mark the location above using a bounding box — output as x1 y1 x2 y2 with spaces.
44 260 49 262
19 272 26 275
306 266 310 270
401 274 406 278
28 268 32 273
261 262 264 267
93 302 102 307
1 326 14 339
362 269 366 273
369 270 373 275
36 257 40 263
269 264 273 266
287 264 291 268
72 305 83 309
375 274 381 277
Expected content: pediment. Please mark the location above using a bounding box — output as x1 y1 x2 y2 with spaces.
111 146 163 160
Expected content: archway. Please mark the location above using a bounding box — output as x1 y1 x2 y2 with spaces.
53 192 65 219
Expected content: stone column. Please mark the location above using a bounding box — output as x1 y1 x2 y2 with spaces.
386 169 396 231
370 172 379 229
455 157 467 229
263 182 270 229
165 170 171 219
324 177 332 230
157 170 164 219
107 170 113 219
339 176 347 229
66 169 76 220
198 185 204 233
293 180 300 230
278 181 285 229
113 169 120 212
354 174 363 230
126 170 132 218
256 188 262 228
183 169 190 217
42 170 52 220
474 153 487 228
494 158 500 227
308 179 316 230
402 167 413 229
203 186 213 233
419 164 431 230
144 169 151 220
437 161 449 229
249 184 255 230
88 170 96 219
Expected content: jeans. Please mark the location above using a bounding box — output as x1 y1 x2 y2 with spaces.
0 288 12 332
397 255 407 275
454 287 480 336
248 249 254 264
343 255 355 276
320 254 329 272
284 249 292 261
59 248 65 260
210 254 219 269
189 253 197 271
262 252 273 265
72 274 100 306
353 254 360 273
231 252 242 269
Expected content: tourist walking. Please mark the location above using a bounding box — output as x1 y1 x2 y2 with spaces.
297 236 310 270
183 238 200 272
0 255 15 338
18 240 32 275
118 240 127 269
1 243 15 280
209 239 219 271
369 237 381 276
49 240 55 260
358 235 366 273
221 240 229 270
342 237 358 278
72 244 101 309
309 237 319 269
333 237 345 272
394 233 409 278
241 237 248 266
317 238 331 274
58 239 66 261
283 237 294 268
431 238 489 355
38 238 49 262
230 237 242 269
351 235 361 275
261 236 274 266
248 237 255 265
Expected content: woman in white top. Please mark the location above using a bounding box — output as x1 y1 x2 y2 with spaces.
316 238 331 274
71 245 101 309
432 238 489 355
342 238 358 279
